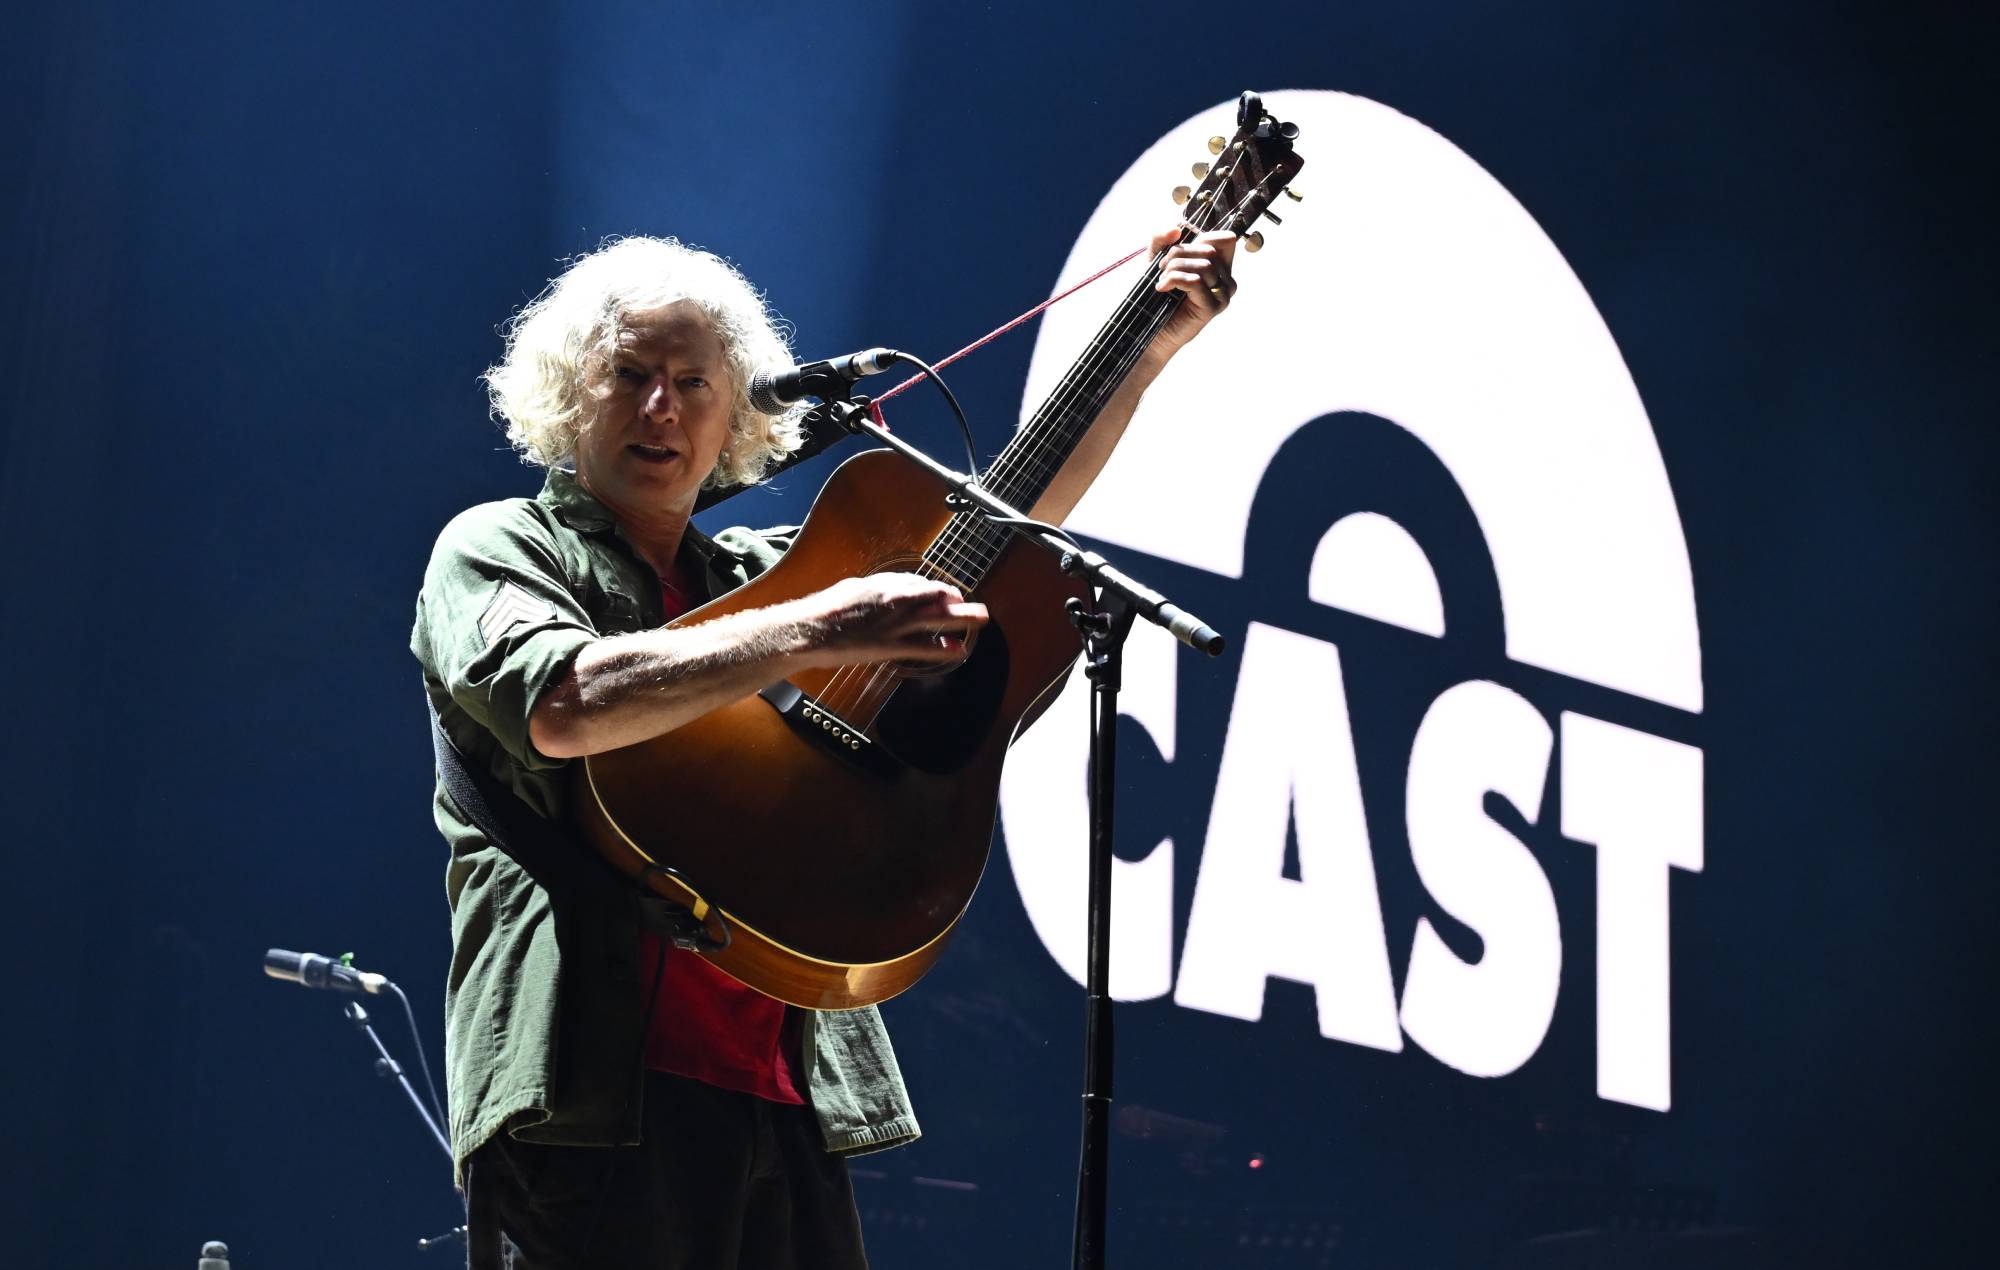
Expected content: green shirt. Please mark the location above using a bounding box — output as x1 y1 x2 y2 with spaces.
411 468 919 1175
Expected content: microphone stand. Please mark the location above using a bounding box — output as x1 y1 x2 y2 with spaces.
815 394 1224 1270
342 1001 466 1251
345 1000 452 1161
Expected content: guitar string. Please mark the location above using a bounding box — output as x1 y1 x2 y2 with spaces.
916 140 1264 586
925 160 1251 576
816 181 1236 722
822 242 1197 723
813 236 1192 716
843 292 1186 732
907 169 1248 602
821 166 1253 721
897 167 1244 595
816 165 1247 722
814 267 1180 722
975 145 1258 505
916 173 1240 600
826 293 1184 729
817 233 1196 720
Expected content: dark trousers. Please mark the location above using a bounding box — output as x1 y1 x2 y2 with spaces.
465 1071 869 1270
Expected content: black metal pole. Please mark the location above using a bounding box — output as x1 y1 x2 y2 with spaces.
1071 593 1136 1270
806 388 1220 1268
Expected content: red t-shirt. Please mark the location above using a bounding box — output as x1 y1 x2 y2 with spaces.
637 560 804 1105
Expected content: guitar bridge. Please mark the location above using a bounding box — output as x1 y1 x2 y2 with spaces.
758 681 901 776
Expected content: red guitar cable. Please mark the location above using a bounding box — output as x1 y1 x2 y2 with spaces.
866 243 1150 429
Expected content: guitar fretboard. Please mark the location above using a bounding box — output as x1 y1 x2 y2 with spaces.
918 254 1186 589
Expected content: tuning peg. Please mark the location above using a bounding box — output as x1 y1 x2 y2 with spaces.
1208 135 1226 155
1261 208 1283 225
1243 230 1264 253
1284 187 1303 202
1172 186 1192 205
1191 162 1209 178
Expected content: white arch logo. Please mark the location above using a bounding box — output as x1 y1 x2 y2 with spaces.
998 91 1704 1112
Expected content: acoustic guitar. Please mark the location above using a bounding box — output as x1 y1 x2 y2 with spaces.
573 95 1304 1009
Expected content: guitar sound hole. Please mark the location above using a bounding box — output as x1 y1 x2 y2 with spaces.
872 618 1010 774
890 626 978 677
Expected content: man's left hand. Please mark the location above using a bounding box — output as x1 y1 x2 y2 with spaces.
1143 226 1240 366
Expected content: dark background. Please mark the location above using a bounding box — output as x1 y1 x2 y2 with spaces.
3 1 1992 1266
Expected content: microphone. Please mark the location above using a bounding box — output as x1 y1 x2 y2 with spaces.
263 948 389 995
747 347 901 413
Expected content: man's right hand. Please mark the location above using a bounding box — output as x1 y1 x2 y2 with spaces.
792 572 990 667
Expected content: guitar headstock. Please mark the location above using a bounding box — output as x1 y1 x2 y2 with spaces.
1169 91 1305 253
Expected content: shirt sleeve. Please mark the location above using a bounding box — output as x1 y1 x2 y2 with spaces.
412 500 599 770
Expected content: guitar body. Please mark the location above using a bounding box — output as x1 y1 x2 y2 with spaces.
573 448 1089 1009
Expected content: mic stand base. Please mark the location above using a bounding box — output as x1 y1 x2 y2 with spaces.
417 1226 470 1252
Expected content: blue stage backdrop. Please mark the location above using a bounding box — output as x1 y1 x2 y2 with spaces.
3 2 1992 1266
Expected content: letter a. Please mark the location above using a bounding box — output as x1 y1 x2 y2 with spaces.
1175 622 1402 1052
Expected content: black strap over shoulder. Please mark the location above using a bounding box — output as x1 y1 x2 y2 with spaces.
427 697 571 871
425 698 727 952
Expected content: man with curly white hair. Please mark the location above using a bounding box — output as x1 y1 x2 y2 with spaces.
413 229 1237 1268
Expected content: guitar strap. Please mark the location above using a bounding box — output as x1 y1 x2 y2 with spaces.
425 698 711 947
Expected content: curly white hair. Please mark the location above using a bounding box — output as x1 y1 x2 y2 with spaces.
482 236 804 488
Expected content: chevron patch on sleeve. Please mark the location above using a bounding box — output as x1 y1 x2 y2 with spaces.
478 581 557 647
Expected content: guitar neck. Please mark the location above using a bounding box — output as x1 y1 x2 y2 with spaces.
986 257 1184 511
921 252 1186 589
917 95 1305 592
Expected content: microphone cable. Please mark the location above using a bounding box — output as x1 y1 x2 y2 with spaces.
883 350 979 477
386 978 449 1139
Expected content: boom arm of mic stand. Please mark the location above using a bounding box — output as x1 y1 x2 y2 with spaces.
822 398 1224 656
